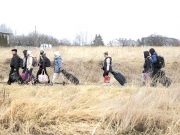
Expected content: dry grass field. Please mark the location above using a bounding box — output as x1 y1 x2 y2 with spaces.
0 46 180 135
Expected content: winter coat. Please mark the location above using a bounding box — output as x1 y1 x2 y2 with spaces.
151 52 157 63
10 54 19 69
39 55 47 69
27 56 33 69
143 58 152 73
22 50 27 69
54 56 62 73
103 56 112 72
150 51 161 76
143 51 152 73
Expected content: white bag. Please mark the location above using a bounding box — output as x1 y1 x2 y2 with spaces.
38 70 48 83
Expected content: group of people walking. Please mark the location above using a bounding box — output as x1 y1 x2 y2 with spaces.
102 48 171 87
7 47 171 87
7 49 65 86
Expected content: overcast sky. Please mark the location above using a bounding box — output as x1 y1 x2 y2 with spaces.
0 0 180 44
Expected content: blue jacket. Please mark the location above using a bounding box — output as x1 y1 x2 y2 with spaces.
54 56 62 73
151 52 157 63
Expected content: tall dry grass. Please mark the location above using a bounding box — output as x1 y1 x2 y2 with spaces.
0 84 180 134
0 46 180 134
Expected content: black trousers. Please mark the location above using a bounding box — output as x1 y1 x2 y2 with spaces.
8 68 20 83
22 67 26 73
103 71 110 77
36 68 50 83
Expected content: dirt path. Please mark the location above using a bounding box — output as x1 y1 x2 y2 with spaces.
0 81 179 88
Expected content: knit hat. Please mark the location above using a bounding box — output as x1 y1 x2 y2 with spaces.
54 51 60 56
144 51 150 58
27 50 32 56
40 50 44 54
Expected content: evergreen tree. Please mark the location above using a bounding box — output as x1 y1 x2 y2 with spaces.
92 34 104 46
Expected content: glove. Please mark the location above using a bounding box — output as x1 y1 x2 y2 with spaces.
60 67 63 72
101 67 105 70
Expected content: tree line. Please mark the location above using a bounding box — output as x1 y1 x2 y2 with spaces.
1 24 180 47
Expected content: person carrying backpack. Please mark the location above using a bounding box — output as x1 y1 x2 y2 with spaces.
7 49 20 85
149 48 167 87
24 50 34 84
36 50 50 83
102 52 112 85
51 51 65 86
142 51 152 86
149 48 160 76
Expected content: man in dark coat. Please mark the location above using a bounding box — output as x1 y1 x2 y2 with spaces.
36 50 50 83
7 49 20 85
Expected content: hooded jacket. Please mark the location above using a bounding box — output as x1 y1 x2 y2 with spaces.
27 51 33 69
39 54 47 69
151 52 157 63
143 51 152 73
54 56 62 73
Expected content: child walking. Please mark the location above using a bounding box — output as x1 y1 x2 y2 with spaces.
52 51 65 86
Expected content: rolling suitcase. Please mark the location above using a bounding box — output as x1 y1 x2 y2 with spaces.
62 69 79 85
111 71 126 86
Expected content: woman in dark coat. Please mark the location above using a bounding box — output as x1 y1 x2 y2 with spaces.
36 50 50 83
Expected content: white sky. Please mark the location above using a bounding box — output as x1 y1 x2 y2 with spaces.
0 0 180 44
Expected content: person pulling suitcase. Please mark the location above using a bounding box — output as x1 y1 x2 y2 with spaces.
101 52 113 85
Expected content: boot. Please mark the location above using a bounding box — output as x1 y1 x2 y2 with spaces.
7 80 11 85
63 81 66 86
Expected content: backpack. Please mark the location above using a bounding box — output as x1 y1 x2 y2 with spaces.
156 55 165 68
18 56 23 68
111 57 114 66
32 57 38 67
45 57 51 67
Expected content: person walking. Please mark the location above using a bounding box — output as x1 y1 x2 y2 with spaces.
36 50 50 83
149 48 164 87
7 49 20 85
22 50 28 73
142 51 152 86
25 50 34 84
102 52 112 85
51 51 65 86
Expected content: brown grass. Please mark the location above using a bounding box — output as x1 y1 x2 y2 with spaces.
0 46 180 134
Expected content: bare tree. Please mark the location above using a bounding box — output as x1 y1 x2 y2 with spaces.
10 32 59 47
73 32 89 46
59 38 71 46
0 24 12 33
140 34 180 46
